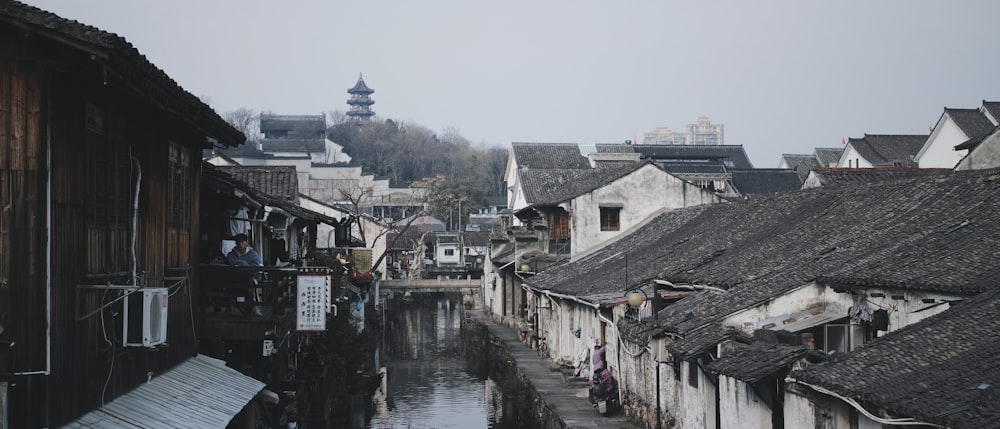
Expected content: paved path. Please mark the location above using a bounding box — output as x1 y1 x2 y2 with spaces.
468 310 639 429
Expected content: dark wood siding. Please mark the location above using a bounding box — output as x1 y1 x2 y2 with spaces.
1 33 205 427
0 37 48 420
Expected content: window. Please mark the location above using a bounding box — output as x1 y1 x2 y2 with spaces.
600 207 621 231
444 249 455 256
551 211 571 241
86 102 130 229
687 360 699 388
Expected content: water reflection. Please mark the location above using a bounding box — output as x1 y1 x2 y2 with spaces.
368 293 506 429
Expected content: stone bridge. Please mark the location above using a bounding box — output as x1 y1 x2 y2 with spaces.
380 278 482 308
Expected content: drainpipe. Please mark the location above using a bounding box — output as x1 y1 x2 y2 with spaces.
131 153 141 286
7 86 55 378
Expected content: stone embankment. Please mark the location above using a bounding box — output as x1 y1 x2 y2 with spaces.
462 310 639 429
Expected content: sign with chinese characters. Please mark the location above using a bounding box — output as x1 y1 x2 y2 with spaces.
296 268 331 331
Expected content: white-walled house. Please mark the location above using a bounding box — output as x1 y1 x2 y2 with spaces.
836 134 926 168
954 124 1000 171
517 168 1000 429
514 160 723 258
504 143 592 226
915 105 997 168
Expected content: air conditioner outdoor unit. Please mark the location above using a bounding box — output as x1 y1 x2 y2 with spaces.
123 287 169 347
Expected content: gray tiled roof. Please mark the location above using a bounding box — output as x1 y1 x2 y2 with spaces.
983 100 1000 123
631 145 755 169
214 165 299 203
0 1 243 147
791 289 1000 429
260 138 326 153
525 169 1000 342
517 161 654 206
814 147 844 167
955 125 1000 151
595 144 638 153
780 154 820 182
730 169 802 195
806 168 953 188
947 108 995 140
259 115 326 135
511 143 591 170
848 134 927 166
706 341 819 383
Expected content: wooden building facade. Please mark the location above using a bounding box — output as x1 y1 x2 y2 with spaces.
0 3 244 427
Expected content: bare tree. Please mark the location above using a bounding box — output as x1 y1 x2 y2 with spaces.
223 107 260 142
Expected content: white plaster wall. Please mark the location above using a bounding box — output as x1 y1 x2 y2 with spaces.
673 362 719 429
917 117 967 168
435 243 462 266
298 198 388 276
509 181 528 226
956 129 1000 170
724 282 960 337
482 246 505 319
718 376 770 429
303 165 363 179
783 389 816 429
836 145 873 168
724 283 836 333
570 165 722 258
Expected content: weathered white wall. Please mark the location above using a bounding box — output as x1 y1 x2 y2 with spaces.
298 198 388 277
724 282 960 337
783 389 817 429
719 376 770 429
673 360 719 429
836 145 873 168
570 164 722 258
956 129 1000 170
481 249 504 319
917 116 968 168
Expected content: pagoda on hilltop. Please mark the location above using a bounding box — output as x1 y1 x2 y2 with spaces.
346 73 375 122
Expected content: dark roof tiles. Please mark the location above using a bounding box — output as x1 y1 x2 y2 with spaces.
511 143 591 170
518 161 655 206
730 169 803 195
525 169 1000 343
806 167 953 188
214 166 299 203
792 289 1000 429
947 108 995 140
849 135 927 166
780 154 820 182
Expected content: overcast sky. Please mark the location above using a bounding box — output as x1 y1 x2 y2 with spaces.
25 0 1000 167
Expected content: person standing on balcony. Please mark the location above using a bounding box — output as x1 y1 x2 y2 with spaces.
226 233 263 317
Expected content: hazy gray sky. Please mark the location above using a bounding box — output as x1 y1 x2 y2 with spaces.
25 0 1000 167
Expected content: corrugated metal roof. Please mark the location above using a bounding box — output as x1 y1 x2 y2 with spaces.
64 355 264 428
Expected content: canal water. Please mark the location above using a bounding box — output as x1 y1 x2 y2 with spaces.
366 293 519 428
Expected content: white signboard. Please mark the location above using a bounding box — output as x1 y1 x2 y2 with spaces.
296 272 330 331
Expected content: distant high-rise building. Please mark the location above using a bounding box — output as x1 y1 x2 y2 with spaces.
346 73 375 122
643 115 724 145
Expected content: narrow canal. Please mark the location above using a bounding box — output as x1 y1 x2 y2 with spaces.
365 293 521 428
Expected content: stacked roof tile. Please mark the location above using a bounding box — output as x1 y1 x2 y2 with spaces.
525 169 1000 350
792 288 1000 429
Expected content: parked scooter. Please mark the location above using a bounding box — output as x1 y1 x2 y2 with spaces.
588 368 620 416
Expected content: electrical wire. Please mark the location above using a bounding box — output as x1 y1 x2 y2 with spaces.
789 378 948 427
100 286 116 406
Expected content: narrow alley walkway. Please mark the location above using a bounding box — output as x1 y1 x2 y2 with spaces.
467 310 640 429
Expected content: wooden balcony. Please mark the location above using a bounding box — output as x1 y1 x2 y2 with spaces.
199 264 300 340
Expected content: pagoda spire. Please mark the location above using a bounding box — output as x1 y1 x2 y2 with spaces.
346 73 375 122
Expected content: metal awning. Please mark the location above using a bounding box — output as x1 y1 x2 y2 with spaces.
63 354 265 428
757 306 844 333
